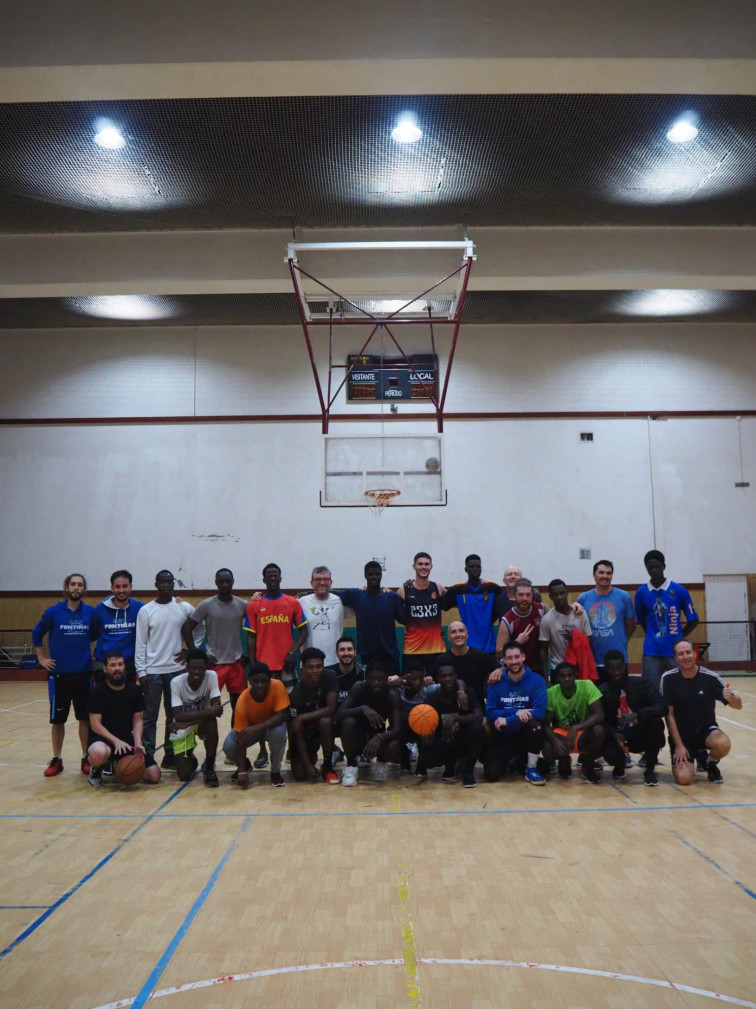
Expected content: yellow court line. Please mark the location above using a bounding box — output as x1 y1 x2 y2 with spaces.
393 785 422 1008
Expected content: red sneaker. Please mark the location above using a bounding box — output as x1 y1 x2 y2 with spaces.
80 756 91 776
44 757 64 777
323 770 340 785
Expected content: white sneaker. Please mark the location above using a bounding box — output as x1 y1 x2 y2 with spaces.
371 760 389 782
408 742 419 761
341 765 358 787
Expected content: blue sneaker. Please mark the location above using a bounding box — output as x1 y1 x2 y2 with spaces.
525 766 546 786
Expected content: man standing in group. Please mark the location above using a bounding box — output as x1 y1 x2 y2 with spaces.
397 552 447 675
223 663 290 788
91 569 144 681
412 660 485 788
442 554 500 653
135 569 193 769
600 650 666 787
493 566 542 622
288 647 339 783
299 566 344 666
484 641 548 785
543 662 605 783
336 562 405 674
539 579 593 679
169 649 223 787
578 560 636 682
662 639 742 785
33 573 95 777
444 621 496 703
87 650 161 787
244 562 307 767
495 580 548 676
635 550 699 689
181 568 247 724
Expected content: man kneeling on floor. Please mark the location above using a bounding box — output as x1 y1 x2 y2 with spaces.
543 662 605 783
87 650 161 787
484 641 547 785
337 664 402 785
413 660 485 788
169 649 223 787
600 650 667 787
288 647 339 784
223 663 290 789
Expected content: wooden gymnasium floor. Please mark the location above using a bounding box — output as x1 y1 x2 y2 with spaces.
1 680 755 1009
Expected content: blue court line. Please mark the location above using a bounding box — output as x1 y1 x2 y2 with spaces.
130 815 252 1009
0 802 754 821
675 835 756 902
0 781 189 960
606 780 639 805
663 779 756 842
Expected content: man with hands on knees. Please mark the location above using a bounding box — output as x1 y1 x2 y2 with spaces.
169 650 223 787
484 641 547 785
543 662 605 783
337 664 402 785
288 647 339 784
223 662 290 789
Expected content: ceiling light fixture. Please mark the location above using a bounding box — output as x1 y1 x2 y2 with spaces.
666 113 699 144
614 289 736 317
391 115 422 144
67 295 178 321
93 125 126 150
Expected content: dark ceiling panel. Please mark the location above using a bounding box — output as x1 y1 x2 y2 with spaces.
2 290 755 329
0 94 754 233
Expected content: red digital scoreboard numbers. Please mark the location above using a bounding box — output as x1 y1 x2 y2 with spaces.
346 354 438 401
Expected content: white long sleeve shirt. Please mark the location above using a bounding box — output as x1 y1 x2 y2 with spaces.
135 599 193 676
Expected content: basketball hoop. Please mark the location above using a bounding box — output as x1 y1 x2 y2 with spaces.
364 488 401 517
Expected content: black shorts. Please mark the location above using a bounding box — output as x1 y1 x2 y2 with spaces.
48 673 91 724
674 724 720 756
86 735 156 768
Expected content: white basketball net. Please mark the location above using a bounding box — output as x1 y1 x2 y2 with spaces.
364 488 401 517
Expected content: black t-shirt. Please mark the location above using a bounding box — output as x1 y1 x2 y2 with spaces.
442 648 496 701
289 670 338 716
341 680 398 726
88 682 144 742
419 683 481 740
661 667 726 736
325 661 366 705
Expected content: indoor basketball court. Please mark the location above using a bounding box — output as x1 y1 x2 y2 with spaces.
1 3 756 1007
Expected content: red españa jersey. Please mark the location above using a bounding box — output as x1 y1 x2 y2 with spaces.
244 594 307 670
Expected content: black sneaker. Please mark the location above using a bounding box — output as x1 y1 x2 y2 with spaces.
441 766 457 783
414 764 428 779
254 752 269 769
557 757 572 780
270 771 285 787
88 766 103 788
696 750 709 773
203 766 219 788
581 766 602 785
230 758 253 782
160 753 177 770
707 761 724 784
643 768 659 787
462 770 477 788
611 765 626 780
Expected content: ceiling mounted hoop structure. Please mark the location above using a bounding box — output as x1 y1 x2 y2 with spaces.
286 239 475 433
363 487 401 517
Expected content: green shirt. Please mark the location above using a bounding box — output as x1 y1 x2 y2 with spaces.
546 680 602 729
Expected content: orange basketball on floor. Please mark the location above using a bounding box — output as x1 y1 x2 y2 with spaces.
114 753 145 785
408 703 439 736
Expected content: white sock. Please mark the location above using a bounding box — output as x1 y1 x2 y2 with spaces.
527 753 538 768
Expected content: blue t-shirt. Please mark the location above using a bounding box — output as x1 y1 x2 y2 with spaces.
634 580 698 658
32 600 95 673
443 582 499 652
577 587 635 665
337 589 404 660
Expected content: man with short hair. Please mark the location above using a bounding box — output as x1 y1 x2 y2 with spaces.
600 650 666 786
326 636 366 705
543 662 605 783
91 569 144 682
336 562 405 674
494 580 548 676
484 641 547 785
578 560 636 681
299 566 344 666
442 554 501 652
635 550 699 689
33 573 95 777
539 579 593 678
87 650 161 787
135 569 194 769
181 568 247 722
337 664 402 785
288 647 339 783
444 620 496 703
223 663 291 788
169 649 223 787
493 566 542 621
662 639 742 785
412 660 485 788
397 552 447 675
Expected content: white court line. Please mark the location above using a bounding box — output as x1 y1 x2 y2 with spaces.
0 700 45 712
719 716 756 733
734 689 756 699
86 957 756 1009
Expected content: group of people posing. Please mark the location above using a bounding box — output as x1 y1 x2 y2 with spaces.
31 549 742 789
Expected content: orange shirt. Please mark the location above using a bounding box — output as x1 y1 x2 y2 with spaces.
233 679 290 731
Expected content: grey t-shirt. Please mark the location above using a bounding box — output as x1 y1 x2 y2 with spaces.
539 608 592 667
190 595 247 664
